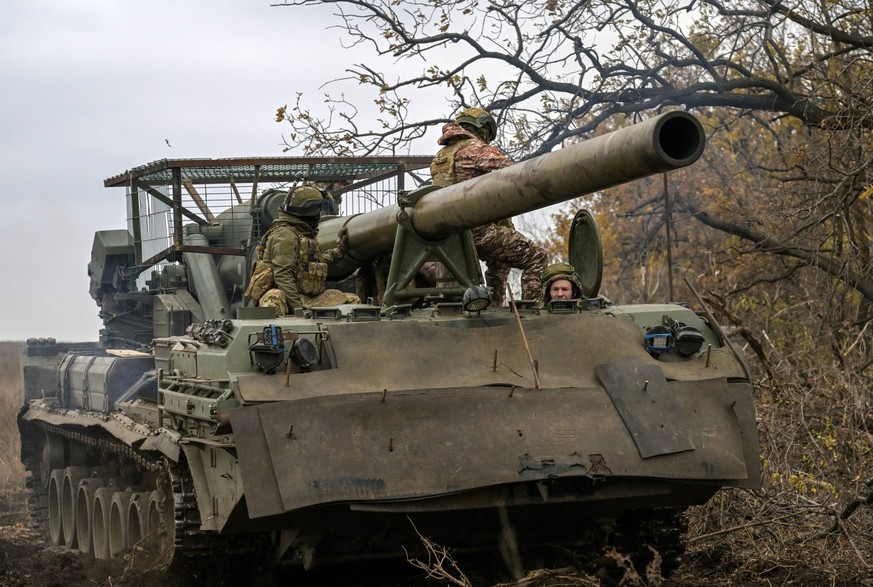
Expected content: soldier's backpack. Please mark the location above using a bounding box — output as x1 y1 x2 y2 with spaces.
244 221 290 302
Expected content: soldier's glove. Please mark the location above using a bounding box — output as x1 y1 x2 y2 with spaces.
337 227 350 255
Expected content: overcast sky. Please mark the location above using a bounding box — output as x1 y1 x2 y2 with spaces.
0 1 564 343
0 1 438 342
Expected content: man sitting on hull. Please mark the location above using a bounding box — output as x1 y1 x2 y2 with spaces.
246 185 359 315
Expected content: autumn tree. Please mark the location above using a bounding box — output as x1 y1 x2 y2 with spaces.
273 0 873 150
274 0 873 307
271 0 873 370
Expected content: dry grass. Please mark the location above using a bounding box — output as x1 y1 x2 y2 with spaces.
677 342 873 585
0 341 25 493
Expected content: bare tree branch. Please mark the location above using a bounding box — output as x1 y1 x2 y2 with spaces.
674 194 873 305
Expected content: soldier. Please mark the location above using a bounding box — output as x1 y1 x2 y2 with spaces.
246 186 359 315
541 262 583 303
430 107 547 305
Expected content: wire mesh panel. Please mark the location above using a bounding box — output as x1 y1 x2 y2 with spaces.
111 156 433 279
127 186 171 265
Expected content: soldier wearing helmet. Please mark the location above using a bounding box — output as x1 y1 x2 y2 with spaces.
248 185 359 315
430 107 547 306
541 262 583 304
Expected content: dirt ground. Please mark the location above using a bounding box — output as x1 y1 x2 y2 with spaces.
1 489 862 587
0 492 156 587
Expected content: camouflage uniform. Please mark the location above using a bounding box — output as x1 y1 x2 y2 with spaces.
257 212 359 315
430 122 547 305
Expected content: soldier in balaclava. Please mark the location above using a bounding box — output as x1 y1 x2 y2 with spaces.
249 186 359 315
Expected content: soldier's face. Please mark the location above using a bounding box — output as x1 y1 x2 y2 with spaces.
550 279 574 300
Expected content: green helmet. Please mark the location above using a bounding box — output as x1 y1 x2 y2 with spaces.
456 107 497 143
542 262 583 301
282 186 324 217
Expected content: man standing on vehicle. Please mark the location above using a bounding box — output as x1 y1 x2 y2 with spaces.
430 107 547 306
247 186 359 315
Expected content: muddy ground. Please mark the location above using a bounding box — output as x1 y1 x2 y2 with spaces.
0 492 139 587
0 490 858 587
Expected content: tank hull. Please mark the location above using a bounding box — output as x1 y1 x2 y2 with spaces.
233 380 756 520
19 305 760 573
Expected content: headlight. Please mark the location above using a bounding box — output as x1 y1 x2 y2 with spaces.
463 285 491 313
673 325 705 356
644 315 704 357
644 325 673 354
290 338 319 370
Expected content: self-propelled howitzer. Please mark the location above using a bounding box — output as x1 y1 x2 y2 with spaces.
317 110 705 303
18 111 760 582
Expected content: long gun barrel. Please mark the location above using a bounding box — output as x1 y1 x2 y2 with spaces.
320 110 705 276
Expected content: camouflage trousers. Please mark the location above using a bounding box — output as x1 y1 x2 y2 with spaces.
473 223 547 306
259 288 360 316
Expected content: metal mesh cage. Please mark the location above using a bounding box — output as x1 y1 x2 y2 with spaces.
107 156 432 270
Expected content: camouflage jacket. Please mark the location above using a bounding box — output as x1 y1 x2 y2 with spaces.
430 123 513 185
262 212 344 311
